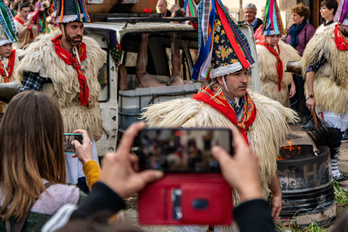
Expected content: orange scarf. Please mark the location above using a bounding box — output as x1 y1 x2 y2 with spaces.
334 24 348 51
52 34 89 106
14 15 34 40
0 50 16 82
258 42 283 91
192 83 257 144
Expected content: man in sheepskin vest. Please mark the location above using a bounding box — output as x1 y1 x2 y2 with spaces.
141 0 298 231
16 0 106 190
0 0 19 113
256 0 300 106
301 0 348 182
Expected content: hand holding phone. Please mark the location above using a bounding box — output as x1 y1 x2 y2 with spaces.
137 127 234 225
68 130 93 165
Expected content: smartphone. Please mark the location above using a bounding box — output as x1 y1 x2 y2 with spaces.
64 133 83 154
137 128 233 173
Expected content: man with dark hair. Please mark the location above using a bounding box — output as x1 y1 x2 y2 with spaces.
142 1 298 231
13 2 37 49
238 3 262 32
17 0 106 190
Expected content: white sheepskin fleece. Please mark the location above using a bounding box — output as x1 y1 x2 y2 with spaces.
16 30 107 139
301 23 348 114
256 40 300 106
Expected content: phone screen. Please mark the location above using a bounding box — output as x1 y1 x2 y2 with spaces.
64 133 83 154
138 128 233 173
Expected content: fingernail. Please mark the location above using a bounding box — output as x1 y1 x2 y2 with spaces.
155 171 164 178
211 146 219 152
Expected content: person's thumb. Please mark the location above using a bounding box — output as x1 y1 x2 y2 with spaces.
212 145 231 168
138 170 164 185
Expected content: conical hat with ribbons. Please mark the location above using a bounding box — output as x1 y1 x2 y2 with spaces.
191 0 254 81
0 0 16 46
262 0 285 36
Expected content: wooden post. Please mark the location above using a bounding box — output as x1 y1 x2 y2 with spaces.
312 0 320 28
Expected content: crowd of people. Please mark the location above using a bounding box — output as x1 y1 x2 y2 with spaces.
0 0 348 231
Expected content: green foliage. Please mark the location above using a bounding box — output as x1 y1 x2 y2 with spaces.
334 179 348 206
276 220 327 232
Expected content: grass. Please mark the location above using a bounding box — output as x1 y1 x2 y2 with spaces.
334 179 348 206
276 220 328 232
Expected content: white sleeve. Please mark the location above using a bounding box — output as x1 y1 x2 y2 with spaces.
41 203 77 232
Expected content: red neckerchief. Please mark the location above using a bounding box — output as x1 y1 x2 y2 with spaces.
0 50 15 82
258 42 283 92
334 24 348 51
52 34 89 106
14 15 34 40
192 83 257 144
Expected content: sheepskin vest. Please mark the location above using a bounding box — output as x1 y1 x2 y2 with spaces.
13 18 38 49
256 40 300 106
301 23 348 114
141 92 298 205
17 30 107 139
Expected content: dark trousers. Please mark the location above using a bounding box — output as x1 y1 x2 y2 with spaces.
290 74 309 117
77 177 90 194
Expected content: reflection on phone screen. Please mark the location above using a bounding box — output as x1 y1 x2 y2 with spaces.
139 129 232 172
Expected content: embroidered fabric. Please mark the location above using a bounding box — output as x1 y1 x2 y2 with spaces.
0 58 8 77
209 62 244 79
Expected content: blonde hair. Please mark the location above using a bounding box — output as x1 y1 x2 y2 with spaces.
0 91 66 221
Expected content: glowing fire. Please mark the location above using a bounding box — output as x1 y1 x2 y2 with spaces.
283 140 301 153
277 140 302 161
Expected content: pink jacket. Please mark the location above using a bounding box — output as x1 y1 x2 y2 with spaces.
254 24 265 43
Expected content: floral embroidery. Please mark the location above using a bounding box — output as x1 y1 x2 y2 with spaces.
214 35 220 42
212 11 242 69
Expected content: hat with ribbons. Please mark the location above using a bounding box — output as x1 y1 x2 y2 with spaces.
0 0 16 46
262 0 285 36
191 0 254 81
334 0 348 26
